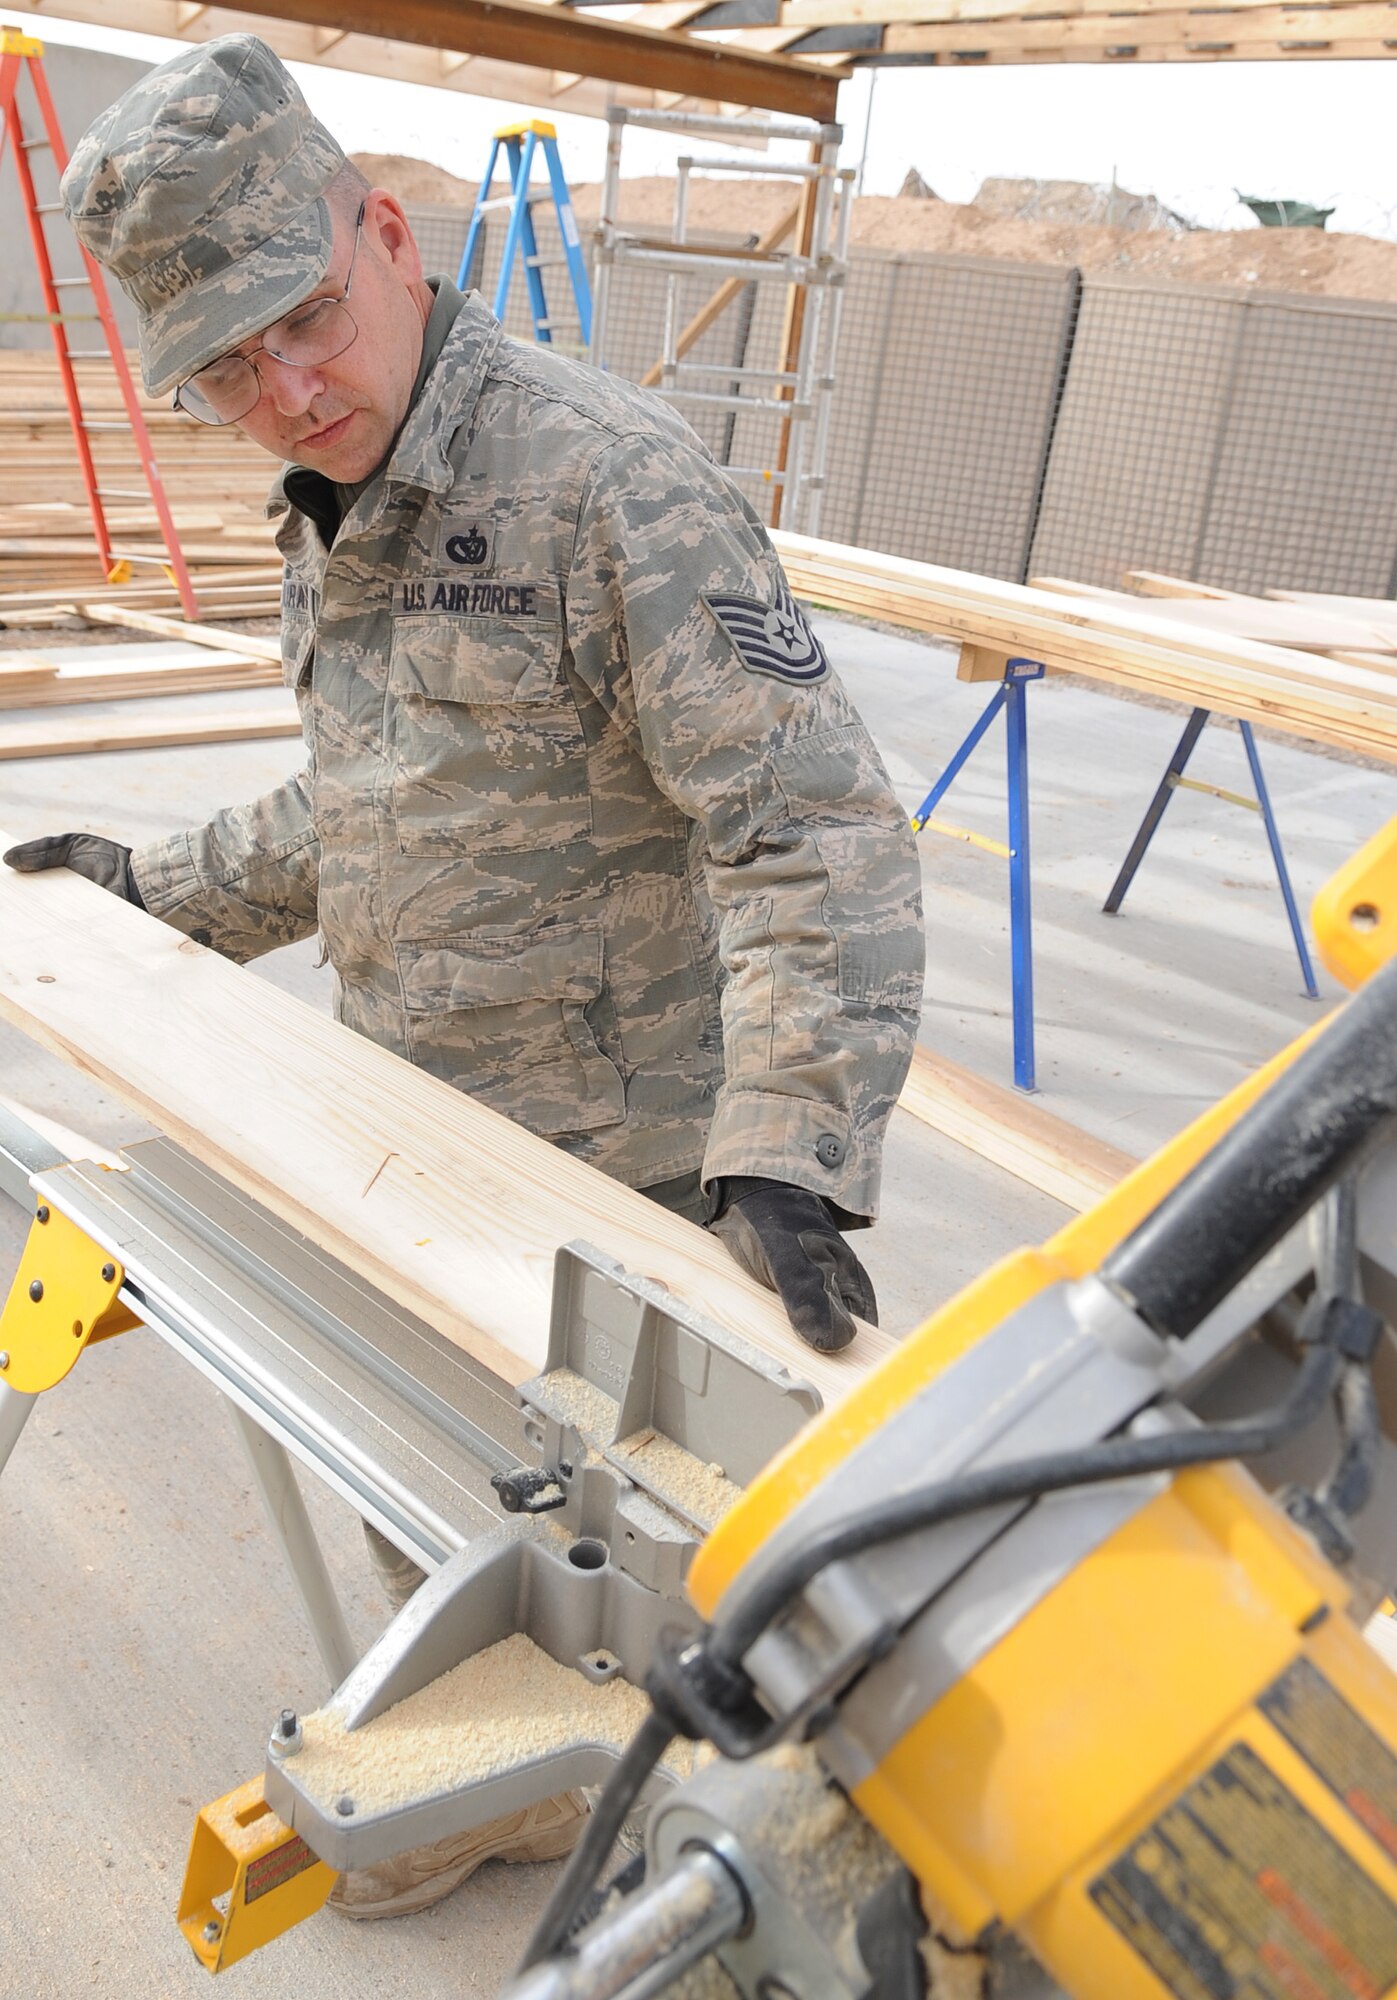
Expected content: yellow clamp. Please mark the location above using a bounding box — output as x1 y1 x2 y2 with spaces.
1 27 45 56
179 1774 336 1973
0 1203 136 1394
494 118 557 139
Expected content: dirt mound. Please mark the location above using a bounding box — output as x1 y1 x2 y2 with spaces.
351 151 477 205
972 176 1190 233
355 153 1397 305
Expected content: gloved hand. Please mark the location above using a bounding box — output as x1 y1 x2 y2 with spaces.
3 832 145 907
708 1176 877 1353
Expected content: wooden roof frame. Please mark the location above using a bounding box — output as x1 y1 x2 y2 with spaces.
19 0 845 119
572 0 1397 66
22 0 1389 136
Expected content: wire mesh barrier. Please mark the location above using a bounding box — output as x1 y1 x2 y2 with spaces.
1030 279 1397 597
817 252 1078 578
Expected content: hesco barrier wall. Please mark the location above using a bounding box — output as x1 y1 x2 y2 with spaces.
1028 278 1397 598
371 206 1397 600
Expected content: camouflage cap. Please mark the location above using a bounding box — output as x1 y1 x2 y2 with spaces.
61 35 346 397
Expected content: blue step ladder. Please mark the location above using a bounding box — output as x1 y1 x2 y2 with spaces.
457 120 592 349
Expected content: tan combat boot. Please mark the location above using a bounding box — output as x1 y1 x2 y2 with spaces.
327 1790 590 1920
333 1522 589 1919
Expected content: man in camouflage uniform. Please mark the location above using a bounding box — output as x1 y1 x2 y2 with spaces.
5 35 924 1919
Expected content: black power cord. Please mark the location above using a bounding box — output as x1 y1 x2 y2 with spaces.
707 1339 1339 1674
520 1710 676 1970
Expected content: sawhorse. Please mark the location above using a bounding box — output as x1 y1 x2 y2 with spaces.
912 647 1043 1093
1104 706 1320 1000
910 653 1322 1096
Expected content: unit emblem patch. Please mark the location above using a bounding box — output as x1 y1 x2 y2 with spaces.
442 521 493 567
703 581 829 685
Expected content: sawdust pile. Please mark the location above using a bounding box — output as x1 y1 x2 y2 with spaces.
352 151 1397 304
293 1632 700 1813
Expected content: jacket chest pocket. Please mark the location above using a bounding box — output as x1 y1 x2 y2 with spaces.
397 919 625 1137
388 602 591 858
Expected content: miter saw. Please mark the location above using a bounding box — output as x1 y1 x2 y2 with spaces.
158 815 1397 1999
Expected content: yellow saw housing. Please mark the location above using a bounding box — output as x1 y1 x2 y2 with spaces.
688 817 1397 2000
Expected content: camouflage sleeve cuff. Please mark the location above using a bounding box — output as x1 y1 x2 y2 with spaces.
129 829 207 922
700 1092 878 1222
128 822 320 964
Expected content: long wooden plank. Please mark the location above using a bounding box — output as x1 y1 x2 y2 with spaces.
75 605 282 665
0 666 282 711
1125 571 1238 601
0 855 892 1403
881 2 1397 50
0 704 300 760
1031 575 1397 657
897 1046 1136 1211
774 532 1397 762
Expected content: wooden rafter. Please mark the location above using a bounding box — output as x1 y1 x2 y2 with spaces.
16 0 845 116
572 0 1397 61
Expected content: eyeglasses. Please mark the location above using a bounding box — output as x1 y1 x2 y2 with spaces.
174 201 368 427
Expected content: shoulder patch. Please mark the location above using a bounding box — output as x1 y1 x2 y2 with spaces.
703 580 829 686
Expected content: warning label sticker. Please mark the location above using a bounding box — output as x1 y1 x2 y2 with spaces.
1090 1740 1397 2000
1259 1658 1397 1868
243 1833 318 1905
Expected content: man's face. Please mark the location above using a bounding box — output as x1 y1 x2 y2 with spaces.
218 192 431 482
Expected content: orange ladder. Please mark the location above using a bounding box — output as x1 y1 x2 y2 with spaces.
0 26 198 616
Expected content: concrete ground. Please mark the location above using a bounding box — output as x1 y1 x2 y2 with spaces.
1 613 1395 1998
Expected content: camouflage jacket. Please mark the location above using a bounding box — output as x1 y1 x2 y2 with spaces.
131 287 924 1216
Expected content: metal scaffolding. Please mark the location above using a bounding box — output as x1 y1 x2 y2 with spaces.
588 105 853 536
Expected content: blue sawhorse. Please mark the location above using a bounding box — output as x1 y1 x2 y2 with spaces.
1103 706 1319 999
911 654 1044 1093
458 119 592 348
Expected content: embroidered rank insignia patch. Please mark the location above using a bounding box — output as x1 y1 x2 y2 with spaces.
441 520 493 568
703 580 829 685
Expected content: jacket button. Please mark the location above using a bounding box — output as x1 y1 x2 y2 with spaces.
815 1134 844 1168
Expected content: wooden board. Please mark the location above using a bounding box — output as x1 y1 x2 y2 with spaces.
774 532 1397 765
0 703 300 760
896 1046 1136 1212
0 665 282 711
1267 588 1397 644
75 605 282 664
1125 571 1241 601
0 855 892 1405
1030 575 1397 654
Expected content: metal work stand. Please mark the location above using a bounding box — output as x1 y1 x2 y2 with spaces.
1104 707 1320 1000
911 658 1044 1093
0 1105 517 1697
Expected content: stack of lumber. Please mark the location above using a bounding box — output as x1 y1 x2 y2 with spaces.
0 350 280 621
0 619 296 758
1115 572 1397 676
0 610 281 708
774 532 1397 767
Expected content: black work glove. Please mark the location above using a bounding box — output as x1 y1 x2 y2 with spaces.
709 1176 877 1354
3 832 145 907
